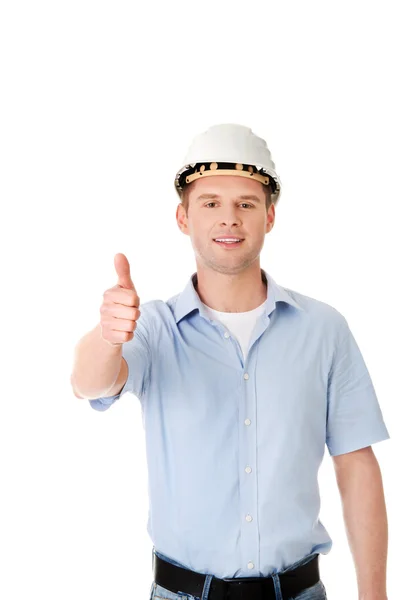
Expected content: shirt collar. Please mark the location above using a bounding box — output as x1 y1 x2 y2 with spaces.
173 268 304 324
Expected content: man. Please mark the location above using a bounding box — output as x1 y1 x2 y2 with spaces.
71 124 390 600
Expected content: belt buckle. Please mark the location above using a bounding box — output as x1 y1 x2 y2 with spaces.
221 576 269 600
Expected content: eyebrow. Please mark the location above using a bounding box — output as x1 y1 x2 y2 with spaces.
195 193 262 203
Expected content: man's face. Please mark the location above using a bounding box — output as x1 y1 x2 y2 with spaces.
176 175 275 275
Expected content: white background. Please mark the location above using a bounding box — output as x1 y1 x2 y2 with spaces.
0 1 398 598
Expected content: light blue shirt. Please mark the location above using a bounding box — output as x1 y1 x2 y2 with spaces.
89 269 390 578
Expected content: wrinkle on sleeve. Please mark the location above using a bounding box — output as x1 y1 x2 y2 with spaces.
89 308 152 412
326 317 390 456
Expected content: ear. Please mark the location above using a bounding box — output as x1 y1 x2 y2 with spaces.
176 203 190 235
266 203 275 233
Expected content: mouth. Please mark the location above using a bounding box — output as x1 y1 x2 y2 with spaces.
213 239 244 248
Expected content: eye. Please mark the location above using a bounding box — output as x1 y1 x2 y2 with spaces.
205 202 253 208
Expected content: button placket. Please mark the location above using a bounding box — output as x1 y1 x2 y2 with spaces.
242 371 257 570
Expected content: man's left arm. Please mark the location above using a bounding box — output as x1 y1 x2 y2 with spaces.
333 445 389 600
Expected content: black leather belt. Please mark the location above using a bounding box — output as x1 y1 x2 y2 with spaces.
153 552 321 600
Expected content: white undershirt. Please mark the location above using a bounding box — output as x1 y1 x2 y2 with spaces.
201 298 268 362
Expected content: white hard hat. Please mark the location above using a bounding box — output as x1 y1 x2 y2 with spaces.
174 123 282 205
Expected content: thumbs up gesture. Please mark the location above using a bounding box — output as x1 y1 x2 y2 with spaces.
99 253 141 347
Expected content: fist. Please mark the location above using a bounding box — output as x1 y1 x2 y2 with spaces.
100 253 141 347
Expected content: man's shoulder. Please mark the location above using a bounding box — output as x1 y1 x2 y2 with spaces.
138 298 168 320
138 297 179 327
281 283 347 330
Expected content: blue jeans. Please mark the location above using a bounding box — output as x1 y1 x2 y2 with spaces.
149 548 327 599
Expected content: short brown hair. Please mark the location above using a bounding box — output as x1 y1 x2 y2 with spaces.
180 182 273 216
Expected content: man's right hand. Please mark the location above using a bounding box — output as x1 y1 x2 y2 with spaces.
99 253 141 347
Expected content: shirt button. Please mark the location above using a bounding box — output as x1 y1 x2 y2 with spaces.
244 373 249 380
245 466 252 474
245 514 253 522
224 332 230 338
247 562 254 570
244 418 251 425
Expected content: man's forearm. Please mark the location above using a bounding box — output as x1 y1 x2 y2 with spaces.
334 448 388 600
71 322 122 399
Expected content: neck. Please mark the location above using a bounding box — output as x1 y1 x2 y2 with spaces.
194 266 268 313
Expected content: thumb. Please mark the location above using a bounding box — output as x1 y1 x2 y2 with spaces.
114 253 136 291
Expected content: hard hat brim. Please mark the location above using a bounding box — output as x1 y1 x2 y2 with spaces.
175 161 279 200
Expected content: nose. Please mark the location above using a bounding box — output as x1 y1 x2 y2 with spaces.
218 209 242 227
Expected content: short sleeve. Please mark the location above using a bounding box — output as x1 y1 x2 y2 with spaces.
326 317 390 456
89 306 153 411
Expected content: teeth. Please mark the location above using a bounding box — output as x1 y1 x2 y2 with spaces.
215 239 241 242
